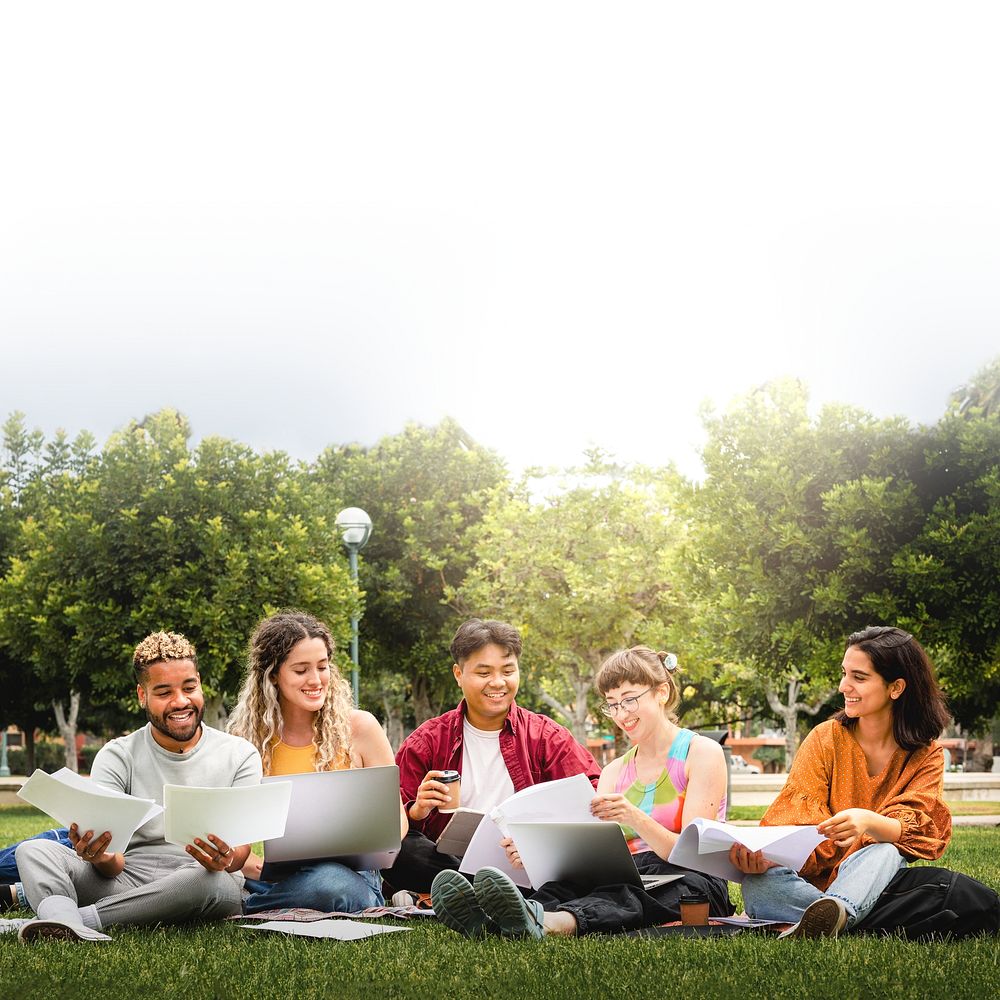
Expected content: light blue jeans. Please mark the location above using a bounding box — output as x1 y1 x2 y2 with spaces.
741 843 906 928
244 862 383 914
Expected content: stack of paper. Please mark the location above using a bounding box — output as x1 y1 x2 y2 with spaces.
163 782 293 849
668 818 825 883
459 774 597 888
18 768 162 854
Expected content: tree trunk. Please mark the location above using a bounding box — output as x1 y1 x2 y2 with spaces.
202 693 227 730
764 678 831 771
972 731 994 772
382 700 405 753
536 685 590 745
411 675 435 728
25 727 36 774
53 692 81 773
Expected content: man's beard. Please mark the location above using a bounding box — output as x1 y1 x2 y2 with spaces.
146 702 204 744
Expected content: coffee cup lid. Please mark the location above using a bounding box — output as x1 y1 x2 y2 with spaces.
679 892 709 904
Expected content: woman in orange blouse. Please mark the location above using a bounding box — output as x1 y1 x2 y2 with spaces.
730 626 951 937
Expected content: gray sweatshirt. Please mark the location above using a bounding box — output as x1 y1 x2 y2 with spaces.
90 723 262 856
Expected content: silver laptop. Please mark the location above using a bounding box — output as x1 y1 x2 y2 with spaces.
506 821 685 892
262 765 401 872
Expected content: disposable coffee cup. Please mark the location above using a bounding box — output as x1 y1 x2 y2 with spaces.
438 770 461 813
679 891 710 927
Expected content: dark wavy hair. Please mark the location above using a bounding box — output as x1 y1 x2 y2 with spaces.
834 625 950 750
450 618 523 664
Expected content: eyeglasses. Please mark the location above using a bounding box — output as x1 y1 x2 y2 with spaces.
600 688 654 717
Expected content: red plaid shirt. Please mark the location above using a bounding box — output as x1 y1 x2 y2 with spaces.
396 700 601 842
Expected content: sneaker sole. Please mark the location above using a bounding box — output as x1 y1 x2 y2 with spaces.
779 898 848 939
430 872 491 938
18 920 111 944
473 868 544 939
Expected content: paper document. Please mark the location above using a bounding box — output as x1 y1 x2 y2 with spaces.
17 768 162 855
242 919 410 940
668 818 825 883
163 782 293 849
459 774 598 888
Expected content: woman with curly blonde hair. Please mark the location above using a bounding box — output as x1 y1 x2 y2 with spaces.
229 610 407 913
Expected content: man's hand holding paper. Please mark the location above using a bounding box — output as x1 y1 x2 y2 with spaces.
68 823 125 878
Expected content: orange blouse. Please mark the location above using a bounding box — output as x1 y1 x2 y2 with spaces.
761 719 951 890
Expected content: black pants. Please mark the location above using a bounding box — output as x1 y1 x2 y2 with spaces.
382 830 462 894
531 851 733 935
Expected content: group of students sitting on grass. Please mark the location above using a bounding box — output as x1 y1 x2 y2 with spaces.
0 613 997 943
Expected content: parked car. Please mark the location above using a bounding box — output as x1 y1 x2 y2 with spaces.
729 754 761 774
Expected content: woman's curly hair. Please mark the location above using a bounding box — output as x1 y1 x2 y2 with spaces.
228 610 353 774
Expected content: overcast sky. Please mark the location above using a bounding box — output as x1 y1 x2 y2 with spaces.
2 2 998 480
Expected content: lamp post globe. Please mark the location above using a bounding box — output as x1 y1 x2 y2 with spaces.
335 507 373 705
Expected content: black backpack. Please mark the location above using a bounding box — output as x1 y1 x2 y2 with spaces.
854 865 1000 939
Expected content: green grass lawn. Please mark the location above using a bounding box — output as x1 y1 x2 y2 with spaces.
2 806 998 1000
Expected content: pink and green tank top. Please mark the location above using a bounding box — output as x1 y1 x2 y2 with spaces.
614 728 727 854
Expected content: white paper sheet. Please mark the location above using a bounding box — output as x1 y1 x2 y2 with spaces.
668 818 825 883
242 919 410 940
459 814 532 887
163 781 293 849
459 774 598 888
17 768 162 855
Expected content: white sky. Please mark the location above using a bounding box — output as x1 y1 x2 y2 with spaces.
2 2 999 479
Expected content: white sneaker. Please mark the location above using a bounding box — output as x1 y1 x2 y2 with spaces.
0 918 31 935
390 890 416 908
18 919 112 943
778 897 849 939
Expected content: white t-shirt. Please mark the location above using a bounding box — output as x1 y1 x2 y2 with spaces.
460 719 516 813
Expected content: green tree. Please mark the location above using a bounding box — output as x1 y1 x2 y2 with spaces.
951 355 1000 419
0 410 360 758
890 406 1000 729
452 455 686 742
315 420 507 743
0 413 101 769
685 380 922 766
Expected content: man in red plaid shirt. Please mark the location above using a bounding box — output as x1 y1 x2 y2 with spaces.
383 619 600 893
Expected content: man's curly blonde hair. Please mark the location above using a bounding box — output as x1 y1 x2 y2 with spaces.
132 631 198 681
228 611 353 774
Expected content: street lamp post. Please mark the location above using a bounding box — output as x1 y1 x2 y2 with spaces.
335 506 373 706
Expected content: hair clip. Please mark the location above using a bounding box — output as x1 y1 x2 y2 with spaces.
663 653 678 672
881 629 913 648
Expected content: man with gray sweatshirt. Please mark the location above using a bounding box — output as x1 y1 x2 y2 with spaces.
13 631 262 943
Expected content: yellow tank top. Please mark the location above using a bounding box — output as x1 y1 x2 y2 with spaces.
268 740 319 776
267 739 350 776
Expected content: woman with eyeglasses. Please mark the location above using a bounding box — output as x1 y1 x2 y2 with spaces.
430 646 733 937
729 626 952 937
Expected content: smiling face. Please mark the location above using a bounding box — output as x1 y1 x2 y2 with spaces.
454 642 520 731
601 681 669 744
272 636 331 717
839 645 904 721
138 658 205 752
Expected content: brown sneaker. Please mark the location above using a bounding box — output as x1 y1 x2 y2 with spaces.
778 897 849 939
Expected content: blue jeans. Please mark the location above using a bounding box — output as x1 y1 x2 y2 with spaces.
244 862 383 914
741 842 907 929
1 828 72 908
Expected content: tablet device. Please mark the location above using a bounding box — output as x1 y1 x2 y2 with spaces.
435 808 486 858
